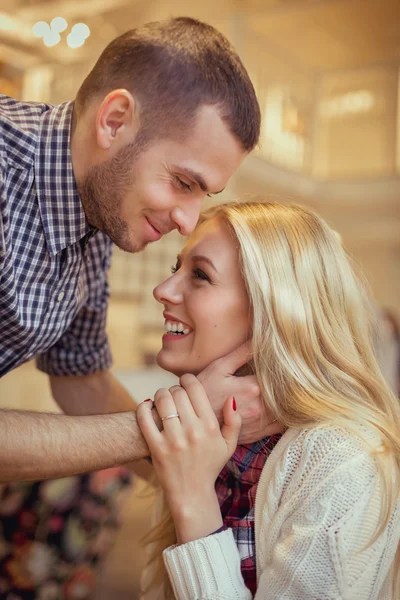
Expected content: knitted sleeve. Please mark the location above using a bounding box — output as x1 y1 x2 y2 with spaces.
163 528 252 600
256 428 398 600
162 429 399 600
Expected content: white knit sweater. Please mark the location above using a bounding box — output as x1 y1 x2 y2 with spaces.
163 427 400 599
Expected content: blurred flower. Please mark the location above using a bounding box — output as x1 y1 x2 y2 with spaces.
3 542 35 589
4 541 56 586
37 580 62 600
90 524 115 555
0 535 10 560
40 478 80 511
25 542 56 584
49 514 64 533
79 497 109 522
63 566 96 599
0 489 28 516
88 467 127 497
0 575 11 594
63 516 88 561
19 509 38 532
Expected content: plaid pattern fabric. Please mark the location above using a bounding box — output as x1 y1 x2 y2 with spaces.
0 94 113 377
216 433 282 595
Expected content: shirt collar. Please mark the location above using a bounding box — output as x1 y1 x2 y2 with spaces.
35 101 90 256
225 434 282 483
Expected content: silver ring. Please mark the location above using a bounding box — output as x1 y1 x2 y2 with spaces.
161 413 180 422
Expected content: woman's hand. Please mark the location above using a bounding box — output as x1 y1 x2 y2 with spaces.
136 374 241 544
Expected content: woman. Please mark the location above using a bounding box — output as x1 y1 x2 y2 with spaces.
137 201 400 600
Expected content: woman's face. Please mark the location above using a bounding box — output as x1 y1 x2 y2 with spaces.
153 218 251 376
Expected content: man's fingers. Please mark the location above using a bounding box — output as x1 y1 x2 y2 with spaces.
233 374 260 400
218 340 253 374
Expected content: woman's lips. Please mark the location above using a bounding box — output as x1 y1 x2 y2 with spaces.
163 313 192 332
162 331 192 341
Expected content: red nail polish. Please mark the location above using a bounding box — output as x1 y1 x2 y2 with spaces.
144 398 152 403
232 397 236 411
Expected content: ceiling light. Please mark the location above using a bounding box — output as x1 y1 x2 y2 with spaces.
43 30 61 47
32 21 50 38
50 17 68 33
67 33 85 48
71 23 90 39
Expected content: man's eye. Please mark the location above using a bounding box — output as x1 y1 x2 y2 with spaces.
176 177 192 192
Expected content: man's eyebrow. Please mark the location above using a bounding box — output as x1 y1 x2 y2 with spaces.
172 166 225 195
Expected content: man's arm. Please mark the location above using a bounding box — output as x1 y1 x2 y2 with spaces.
50 369 155 482
0 408 148 483
49 369 137 416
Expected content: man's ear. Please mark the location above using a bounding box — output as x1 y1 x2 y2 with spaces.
95 89 138 150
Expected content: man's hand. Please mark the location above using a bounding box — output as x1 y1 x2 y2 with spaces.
195 341 276 444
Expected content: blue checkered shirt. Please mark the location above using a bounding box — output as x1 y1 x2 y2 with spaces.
0 94 113 378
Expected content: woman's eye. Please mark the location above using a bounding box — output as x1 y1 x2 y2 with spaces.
192 268 209 282
176 177 192 193
170 264 180 274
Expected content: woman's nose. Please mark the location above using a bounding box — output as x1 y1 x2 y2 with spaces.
153 275 183 305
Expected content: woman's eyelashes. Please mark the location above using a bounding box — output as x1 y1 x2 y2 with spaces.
192 268 210 282
170 262 211 283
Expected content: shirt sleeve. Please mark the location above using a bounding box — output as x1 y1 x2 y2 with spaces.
0 131 6 262
163 528 252 600
36 234 113 376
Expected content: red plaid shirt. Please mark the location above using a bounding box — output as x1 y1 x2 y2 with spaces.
215 434 282 595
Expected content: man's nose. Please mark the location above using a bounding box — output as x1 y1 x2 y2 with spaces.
171 200 202 236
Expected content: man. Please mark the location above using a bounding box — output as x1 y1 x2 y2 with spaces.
0 17 263 483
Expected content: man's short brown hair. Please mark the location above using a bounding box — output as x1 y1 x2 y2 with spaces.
76 17 261 151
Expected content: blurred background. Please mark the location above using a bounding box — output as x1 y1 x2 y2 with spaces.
0 0 399 598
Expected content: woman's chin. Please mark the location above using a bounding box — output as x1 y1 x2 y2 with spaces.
156 351 201 378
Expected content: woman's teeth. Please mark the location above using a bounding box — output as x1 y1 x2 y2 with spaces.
164 321 190 335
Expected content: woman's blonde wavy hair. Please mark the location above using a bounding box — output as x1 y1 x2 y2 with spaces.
141 201 400 599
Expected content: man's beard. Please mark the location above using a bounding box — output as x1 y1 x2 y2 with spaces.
77 140 141 252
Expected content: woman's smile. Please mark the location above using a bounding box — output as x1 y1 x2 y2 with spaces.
153 218 251 377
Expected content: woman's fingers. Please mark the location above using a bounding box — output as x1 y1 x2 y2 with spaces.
168 385 198 426
136 399 163 454
221 397 242 455
179 374 217 422
154 388 181 436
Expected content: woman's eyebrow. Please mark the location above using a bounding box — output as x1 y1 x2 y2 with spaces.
192 255 217 273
